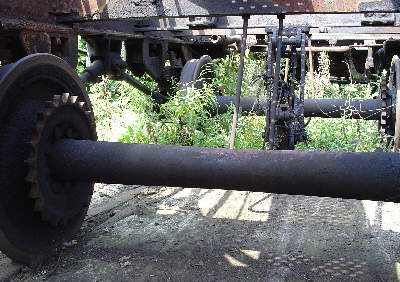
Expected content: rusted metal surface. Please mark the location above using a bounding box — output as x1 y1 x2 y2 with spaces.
49 139 400 202
19 31 51 54
60 0 400 21
0 1 51 21
2 0 399 22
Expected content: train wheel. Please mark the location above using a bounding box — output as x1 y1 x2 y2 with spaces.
179 55 216 96
0 54 96 265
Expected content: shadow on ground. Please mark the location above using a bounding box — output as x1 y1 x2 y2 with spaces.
15 186 400 281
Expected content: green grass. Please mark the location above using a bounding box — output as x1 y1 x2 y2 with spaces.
77 41 386 152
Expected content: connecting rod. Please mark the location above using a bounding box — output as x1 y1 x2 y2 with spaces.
49 139 400 202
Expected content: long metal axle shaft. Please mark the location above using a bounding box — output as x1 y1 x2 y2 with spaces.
215 96 382 120
49 139 400 202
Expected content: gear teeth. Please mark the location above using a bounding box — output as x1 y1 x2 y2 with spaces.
70 95 78 104
26 93 93 226
24 157 35 166
25 141 38 150
25 169 37 183
53 95 61 107
61 93 70 104
36 122 45 133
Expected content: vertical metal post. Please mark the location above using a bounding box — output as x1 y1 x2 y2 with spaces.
299 32 307 141
268 14 285 150
393 56 400 152
229 15 249 149
289 46 298 113
308 38 316 99
262 31 275 150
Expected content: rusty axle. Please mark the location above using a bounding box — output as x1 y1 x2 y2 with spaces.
49 139 400 202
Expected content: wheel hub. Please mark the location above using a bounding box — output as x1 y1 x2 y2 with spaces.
26 93 93 226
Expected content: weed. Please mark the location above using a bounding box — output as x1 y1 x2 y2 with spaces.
78 41 386 152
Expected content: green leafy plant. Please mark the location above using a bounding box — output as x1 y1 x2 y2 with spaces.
78 38 387 152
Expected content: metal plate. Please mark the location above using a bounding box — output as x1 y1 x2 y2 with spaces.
67 0 400 21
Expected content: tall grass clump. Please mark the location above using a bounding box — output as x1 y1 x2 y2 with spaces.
296 52 385 152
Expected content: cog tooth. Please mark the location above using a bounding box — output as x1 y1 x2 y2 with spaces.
24 157 35 166
53 95 61 107
36 122 45 133
25 141 38 150
61 93 70 104
69 95 78 104
34 199 44 212
25 169 37 183
26 93 93 225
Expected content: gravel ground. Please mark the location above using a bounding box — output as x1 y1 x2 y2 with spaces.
6 184 400 281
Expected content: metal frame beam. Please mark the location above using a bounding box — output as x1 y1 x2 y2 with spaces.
61 0 400 22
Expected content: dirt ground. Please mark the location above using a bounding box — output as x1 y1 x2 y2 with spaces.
3 183 400 281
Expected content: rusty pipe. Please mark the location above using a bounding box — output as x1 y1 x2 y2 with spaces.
49 139 400 202
214 96 382 120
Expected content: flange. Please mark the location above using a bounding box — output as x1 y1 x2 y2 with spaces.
0 54 96 266
179 55 217 96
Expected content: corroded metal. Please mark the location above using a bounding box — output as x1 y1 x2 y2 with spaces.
56 0 400 21
50 139 400 202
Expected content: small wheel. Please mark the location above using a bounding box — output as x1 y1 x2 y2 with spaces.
0 54 96 265
179 55 216 96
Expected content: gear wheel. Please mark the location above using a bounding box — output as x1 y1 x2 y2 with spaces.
25 93 93 226
379 75 393 136
378 55 400 146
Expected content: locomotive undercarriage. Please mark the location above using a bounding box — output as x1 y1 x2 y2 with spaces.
0 1 400 265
